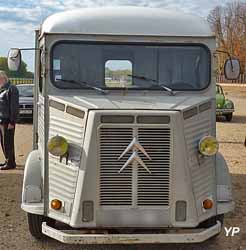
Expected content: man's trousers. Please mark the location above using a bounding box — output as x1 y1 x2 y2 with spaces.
0 124 16 167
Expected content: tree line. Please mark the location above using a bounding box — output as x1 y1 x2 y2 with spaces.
0 57 34 78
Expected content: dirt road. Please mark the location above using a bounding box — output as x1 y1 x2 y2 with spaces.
0 87 245 250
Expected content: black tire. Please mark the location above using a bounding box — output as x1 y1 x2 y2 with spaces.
27 213 55 240
225 113 233 122
198 214 224 240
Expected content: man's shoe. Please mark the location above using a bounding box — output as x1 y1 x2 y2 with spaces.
0 162 6 167
0 165 16 170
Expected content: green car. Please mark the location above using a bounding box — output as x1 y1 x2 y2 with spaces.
216 84 235 121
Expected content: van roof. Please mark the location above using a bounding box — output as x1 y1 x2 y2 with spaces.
41 7 213 37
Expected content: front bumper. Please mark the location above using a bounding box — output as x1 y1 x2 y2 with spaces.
42 221 221 244
216 109 234 115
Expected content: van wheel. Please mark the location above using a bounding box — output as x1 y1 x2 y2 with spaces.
27 213 55 240
225 113 233 122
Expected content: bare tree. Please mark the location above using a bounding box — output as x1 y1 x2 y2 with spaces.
208 1 246 75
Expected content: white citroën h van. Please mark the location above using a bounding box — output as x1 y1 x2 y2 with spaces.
8 7 240 245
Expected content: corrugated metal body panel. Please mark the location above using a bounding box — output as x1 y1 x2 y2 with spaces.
38 95 45 154
49 116 84 159
49 107 85 162
48 106 85 219
49 157 79 208
184 110 214 216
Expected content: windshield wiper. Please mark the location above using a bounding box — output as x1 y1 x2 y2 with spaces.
128 74 175 96
60 79 108 95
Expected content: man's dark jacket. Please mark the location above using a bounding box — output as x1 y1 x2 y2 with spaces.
0 82 19 125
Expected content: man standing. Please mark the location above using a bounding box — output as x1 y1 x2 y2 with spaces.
0 71 19 170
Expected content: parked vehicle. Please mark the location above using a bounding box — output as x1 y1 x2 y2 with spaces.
16 84 34 120
216 84 235 121
8 7 240 245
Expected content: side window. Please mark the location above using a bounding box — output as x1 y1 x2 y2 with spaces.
105 60 133 88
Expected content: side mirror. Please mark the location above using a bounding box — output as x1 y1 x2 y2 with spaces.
8 48 22 71
224 58 240 80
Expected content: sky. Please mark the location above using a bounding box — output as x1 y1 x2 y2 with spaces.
0 0 230 72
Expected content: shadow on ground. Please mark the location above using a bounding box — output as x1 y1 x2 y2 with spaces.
17 119 33 125
217 115 246 124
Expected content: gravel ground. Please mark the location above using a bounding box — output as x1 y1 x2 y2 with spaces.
0 87 245 250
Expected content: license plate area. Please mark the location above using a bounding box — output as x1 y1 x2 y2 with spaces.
20 109 32 114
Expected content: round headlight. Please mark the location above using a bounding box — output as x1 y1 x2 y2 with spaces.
199 136 219 156
47 135 68 156
224 100 233 109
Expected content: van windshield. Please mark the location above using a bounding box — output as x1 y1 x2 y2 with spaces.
51 42 210 91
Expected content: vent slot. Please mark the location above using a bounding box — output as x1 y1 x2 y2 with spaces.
101 115 134 124
183 107 198 120
49 100 65 111
137 115 170 124
66 106 85 119
199 101 211 113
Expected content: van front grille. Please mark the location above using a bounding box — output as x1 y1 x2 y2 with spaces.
137 128 171 206
99 126 171 207
100 128 133 206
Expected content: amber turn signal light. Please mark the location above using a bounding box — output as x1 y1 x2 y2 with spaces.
203 199 213 210
51 199 62 210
